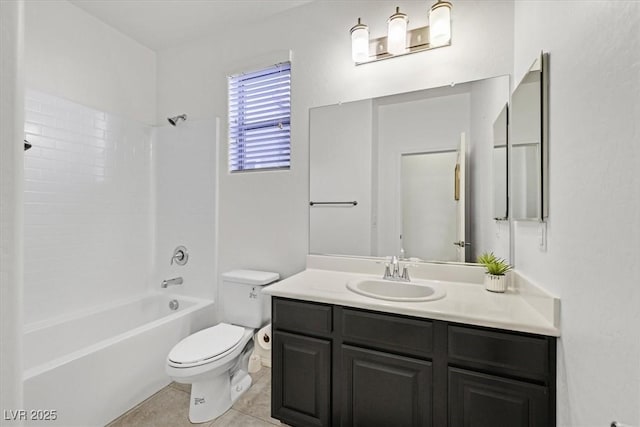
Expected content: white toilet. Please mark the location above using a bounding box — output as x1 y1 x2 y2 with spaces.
166 270 279 423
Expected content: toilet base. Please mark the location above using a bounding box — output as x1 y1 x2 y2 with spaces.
189 375 231 423
188 370 252 423
230 370 252 403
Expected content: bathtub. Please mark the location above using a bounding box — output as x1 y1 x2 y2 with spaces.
22 293 214 426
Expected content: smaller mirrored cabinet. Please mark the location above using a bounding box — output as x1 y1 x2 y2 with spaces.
511 52 549 221
492 104 508 220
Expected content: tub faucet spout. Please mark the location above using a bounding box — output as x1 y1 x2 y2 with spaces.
161 277 183 288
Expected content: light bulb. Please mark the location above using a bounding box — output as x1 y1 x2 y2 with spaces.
387 7 408 55
350 18 369 62
429 1 452 47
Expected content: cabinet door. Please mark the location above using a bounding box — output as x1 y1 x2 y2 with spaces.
449 368 549 427
341 345 432 427
272 331 331 427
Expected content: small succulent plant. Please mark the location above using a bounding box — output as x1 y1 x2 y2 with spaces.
477 252 512 276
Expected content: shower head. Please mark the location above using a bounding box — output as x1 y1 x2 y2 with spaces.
167 114 187 126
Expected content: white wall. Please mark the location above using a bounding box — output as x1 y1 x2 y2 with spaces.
24 0 156 125
23 90 152 324
0 0 25 416
153 119 218 301
156 1 515 287
513 1 640 425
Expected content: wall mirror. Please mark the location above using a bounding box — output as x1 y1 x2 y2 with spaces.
511 52 549 220
493 104 508 220
309 75 510 264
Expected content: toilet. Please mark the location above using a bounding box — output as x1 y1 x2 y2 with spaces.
166 269 279 423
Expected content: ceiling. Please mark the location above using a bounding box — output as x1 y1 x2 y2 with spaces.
69 0 313 51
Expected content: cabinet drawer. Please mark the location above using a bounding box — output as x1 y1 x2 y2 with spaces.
341 308 433 358
448 325 549 380
273 298 333 337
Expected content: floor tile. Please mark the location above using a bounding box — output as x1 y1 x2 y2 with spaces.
233 370 281 425
250 365 269 383
110 366 280 426
107 387 193 427
169 381 191 394
210 409 274 427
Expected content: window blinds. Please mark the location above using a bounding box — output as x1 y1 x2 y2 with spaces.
228 62 291 172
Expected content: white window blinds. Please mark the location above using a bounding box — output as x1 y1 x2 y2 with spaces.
228 62 291 172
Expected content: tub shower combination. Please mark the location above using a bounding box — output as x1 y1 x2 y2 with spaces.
23 293 213 426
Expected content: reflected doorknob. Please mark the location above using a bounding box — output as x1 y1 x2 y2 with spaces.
453 241 471 247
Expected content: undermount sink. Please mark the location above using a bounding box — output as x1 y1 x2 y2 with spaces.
346 277 447 302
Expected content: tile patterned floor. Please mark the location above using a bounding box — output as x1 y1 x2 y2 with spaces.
108 368 283 427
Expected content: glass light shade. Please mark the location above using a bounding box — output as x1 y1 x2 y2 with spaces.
351 19 369 62
387 8 408 55
429 1 452 47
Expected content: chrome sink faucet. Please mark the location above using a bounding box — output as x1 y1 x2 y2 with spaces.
383 256 410 282
161 277 183 288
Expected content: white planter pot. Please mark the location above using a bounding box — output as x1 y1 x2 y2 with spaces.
484 274 507 293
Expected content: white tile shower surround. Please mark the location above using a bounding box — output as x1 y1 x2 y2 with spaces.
23 90 152 324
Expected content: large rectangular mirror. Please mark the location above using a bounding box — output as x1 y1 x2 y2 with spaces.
309 75 510 264
511 52 549 220
493 104 508 220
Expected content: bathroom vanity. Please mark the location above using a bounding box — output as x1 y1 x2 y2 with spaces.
265 258 559 427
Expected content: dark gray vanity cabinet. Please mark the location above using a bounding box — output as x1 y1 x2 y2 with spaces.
271 298 333 427
271 297 556 427
272 331 331 427
448 368 549 427
339 308 436 427
447 325 555 427
341 345 433 427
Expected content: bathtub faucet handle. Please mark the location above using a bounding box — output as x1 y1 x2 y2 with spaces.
170 245 188 266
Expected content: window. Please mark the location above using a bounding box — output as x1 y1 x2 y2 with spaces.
228 62 291 172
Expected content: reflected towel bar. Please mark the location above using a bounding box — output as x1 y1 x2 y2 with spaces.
309 201 358 206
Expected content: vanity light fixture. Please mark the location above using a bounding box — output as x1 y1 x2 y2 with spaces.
350 1 452 65
429 0 452 47
350 18 369 62
387 7 408 55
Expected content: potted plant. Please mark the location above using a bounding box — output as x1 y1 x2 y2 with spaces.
477 252 512 293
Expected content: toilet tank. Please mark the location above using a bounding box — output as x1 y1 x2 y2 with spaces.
221 270 279 328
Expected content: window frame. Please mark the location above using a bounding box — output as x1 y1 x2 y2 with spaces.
228 61 292 173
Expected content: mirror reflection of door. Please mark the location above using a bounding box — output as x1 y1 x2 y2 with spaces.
400 147 462 262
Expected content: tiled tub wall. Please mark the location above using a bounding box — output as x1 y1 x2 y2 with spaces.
23 90 152 324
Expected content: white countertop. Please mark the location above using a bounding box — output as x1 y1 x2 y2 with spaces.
264 265 560 337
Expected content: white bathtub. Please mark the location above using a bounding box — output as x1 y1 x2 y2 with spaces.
23 293 214 426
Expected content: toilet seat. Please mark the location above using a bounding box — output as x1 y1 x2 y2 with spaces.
168 323 245 368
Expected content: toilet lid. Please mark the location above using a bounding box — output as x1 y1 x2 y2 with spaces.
168 323 245 365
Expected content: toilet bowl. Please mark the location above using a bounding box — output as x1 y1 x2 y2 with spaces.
166 270 279 423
